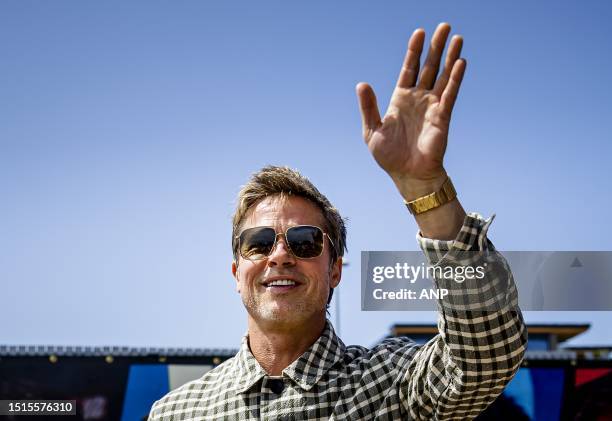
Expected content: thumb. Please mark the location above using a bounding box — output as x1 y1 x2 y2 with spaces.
356 82 382 142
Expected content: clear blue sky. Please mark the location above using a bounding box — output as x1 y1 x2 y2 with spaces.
2 0 611 348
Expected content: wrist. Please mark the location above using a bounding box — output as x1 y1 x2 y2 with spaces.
392 170 448 201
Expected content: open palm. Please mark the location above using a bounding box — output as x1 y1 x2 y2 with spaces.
357 23 466 193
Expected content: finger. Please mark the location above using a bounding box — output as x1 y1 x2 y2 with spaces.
417 22 451 90
433 35 463 97
395 28 425 89
356 82 382 141
440 58 466 116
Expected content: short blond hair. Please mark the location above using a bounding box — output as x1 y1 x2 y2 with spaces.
232 165 347 265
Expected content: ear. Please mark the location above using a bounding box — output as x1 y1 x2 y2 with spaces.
232 260 240 293
330 257 342 288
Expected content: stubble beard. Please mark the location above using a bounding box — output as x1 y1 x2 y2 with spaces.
243 288 327 326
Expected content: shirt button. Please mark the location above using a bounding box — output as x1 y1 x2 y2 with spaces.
268 379 285 394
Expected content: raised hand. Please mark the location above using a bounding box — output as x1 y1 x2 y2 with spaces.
357 23 465 201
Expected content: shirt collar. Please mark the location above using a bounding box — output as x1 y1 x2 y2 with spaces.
234 320 346 394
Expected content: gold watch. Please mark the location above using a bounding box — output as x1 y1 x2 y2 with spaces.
404 177 457 215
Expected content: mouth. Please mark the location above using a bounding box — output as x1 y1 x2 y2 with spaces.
261 278 301 293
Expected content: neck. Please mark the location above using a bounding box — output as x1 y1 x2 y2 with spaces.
247 315 327 376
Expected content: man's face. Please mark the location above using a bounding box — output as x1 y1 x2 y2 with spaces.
231 195 342 329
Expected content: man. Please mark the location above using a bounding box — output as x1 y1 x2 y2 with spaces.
149 23 527 420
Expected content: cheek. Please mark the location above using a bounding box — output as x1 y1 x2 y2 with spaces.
308 263 333 288
237 262 263 290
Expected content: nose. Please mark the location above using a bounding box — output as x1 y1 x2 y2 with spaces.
267 235 297 268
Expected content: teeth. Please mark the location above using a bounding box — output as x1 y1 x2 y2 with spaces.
267 279 296 287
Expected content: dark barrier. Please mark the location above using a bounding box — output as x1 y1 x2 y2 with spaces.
1 346 610 420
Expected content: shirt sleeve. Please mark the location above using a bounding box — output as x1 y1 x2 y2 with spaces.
401 212 528 420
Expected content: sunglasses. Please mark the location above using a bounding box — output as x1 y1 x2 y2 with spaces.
236 225 335 261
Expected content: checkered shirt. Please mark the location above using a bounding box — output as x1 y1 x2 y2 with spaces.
149 213 527 420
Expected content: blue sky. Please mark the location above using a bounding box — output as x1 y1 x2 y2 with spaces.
2 0 611 348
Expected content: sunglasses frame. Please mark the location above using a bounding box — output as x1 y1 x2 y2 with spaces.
236 225 336 261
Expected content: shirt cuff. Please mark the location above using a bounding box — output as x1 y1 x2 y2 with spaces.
416 212 496 265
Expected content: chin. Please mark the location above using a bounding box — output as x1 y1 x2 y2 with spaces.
263 303 325 324
256 305 304 324
260 306 300 322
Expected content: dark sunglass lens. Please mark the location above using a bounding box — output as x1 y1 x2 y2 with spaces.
287 226 324 258
240 228 276 259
